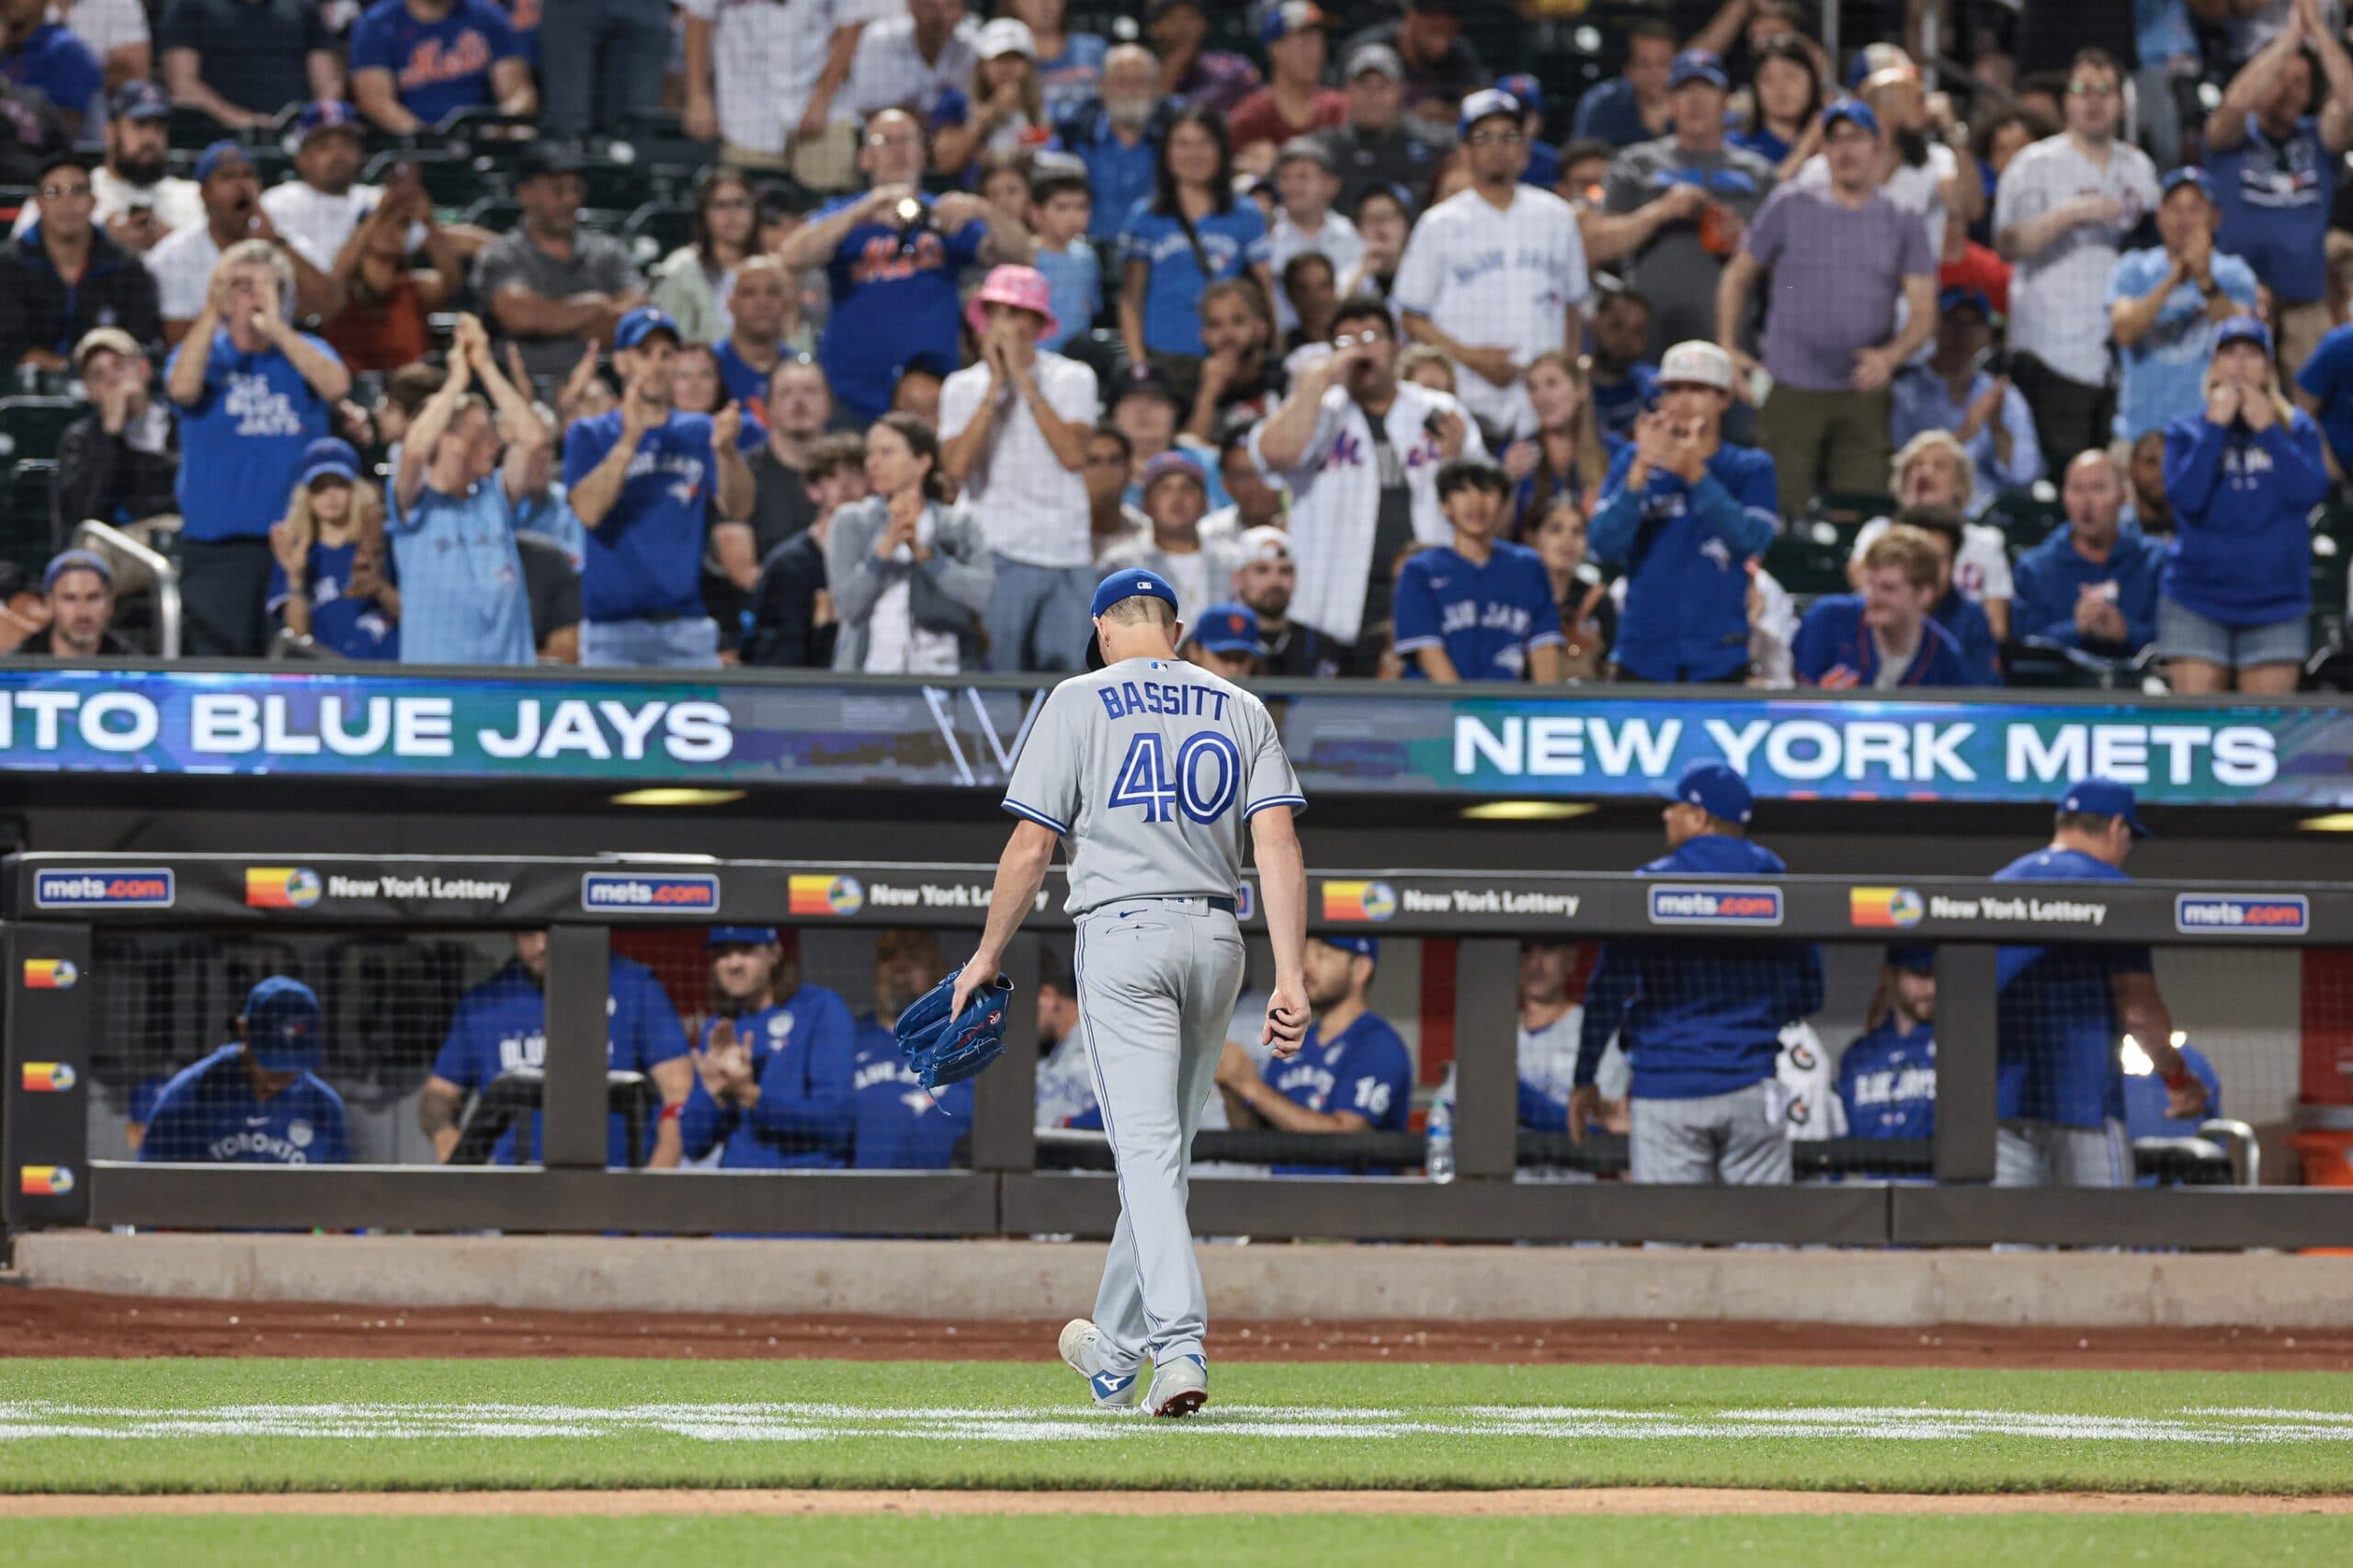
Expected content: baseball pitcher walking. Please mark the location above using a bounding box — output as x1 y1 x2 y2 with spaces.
950 566 1310 1417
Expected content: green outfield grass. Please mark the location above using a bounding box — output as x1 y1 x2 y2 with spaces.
1 1358 2349 1496
7 1515 2353 1568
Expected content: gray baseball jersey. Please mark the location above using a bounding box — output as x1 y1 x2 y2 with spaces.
1004 657 1305 914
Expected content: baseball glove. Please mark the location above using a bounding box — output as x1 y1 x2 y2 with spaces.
894 972 1016 1092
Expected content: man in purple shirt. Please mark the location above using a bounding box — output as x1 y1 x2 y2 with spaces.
1716 97 1938 519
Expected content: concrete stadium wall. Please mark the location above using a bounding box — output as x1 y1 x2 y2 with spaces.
17 1232 2353 1329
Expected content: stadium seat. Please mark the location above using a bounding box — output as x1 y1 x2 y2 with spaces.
0 459 59 573
1763 518 1855 598
460 194 524 233
1986 494 2064 552
362 149 501 212
1806 490 1896 526
622 202 696 261
0 397 80 466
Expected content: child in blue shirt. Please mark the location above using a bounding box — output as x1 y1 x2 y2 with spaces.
1030 155 1100 353
1393 455 1565 682
267 437 399 660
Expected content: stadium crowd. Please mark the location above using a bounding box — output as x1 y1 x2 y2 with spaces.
2 0 2350 694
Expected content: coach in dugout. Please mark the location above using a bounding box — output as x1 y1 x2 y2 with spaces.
679 926 858 1169
419 932 693 1167
140 978 349 1165
1568 763 1824 1185
1992 778 2206 1187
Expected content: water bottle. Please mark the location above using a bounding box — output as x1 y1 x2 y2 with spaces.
1426 1087 1455 1185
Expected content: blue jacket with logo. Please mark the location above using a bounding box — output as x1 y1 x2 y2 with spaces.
849 1013 973 1169
678 985 858 1169
2160 409 2327 628
1589 441 1779 681
138 1045 349 1165
1993 847 2149 1130
1575 834 1825 1100
1836 1019 1937 1139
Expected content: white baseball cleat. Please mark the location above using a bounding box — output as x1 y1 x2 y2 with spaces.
1059 1318 1139 1408
1146 1353 1208 1418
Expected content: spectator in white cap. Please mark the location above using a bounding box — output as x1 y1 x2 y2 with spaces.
932 17 1042 180
1252 291 1480 670
54 325 179 533
18 549 131 657
1394 88 1589 443
1228 522 1339 678
939 263 1100 671
1589 338 1779 683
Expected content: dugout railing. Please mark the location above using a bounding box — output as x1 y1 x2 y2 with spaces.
3 851 2349 1251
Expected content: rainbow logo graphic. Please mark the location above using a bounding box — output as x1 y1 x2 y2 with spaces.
790 875 866 917
1848 887 1926 929
245 867 324 909
1321 881 1397 923
21 958 77 990
20 1062 76 1093
18 1165 74 1197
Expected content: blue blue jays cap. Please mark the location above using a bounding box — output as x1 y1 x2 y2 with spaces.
296 100 364 144
1190 601 1259 655
1459 88 1522 137
297 437 360 489
1669 50 1729 91
194 140 252 184
1319 935 1379 964
1088 568 1180 669
1669 761 1754 825
243 977 321 1072
2061 777 2150 836
706 926 780 947
109 80 170 122
614 306 680 351
2216 314 2272 356
1822 97 1881 139
1885 945 1938 973
1495 72 1541 108
2162 166 2218 204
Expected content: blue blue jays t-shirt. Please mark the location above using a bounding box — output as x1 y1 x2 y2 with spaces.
1392 540 1564 681
562 408 716 623
268 540 399 661
1265 1010 1411 1176
1051 111 1159 244
348 0 522 126
2295 323 2353 473
1993 846 2148 1130
1791 593 1972 688
138 1045 350 1165
850 1014 972 1169
430 954 688 1165
814 195 986 423
1837 1020 1936 1140
386 470 536 665
2106 246 2259 440
679 985 858 1169
1118 197 1271 357
167 331 340 540
2208 114 2335 304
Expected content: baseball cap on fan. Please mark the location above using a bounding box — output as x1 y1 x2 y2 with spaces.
1086 568 1181 670
1658 340 1733 392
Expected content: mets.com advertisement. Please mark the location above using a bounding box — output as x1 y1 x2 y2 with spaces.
0 668 2336 807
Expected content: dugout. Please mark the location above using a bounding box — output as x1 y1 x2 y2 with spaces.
6 850 2351 1254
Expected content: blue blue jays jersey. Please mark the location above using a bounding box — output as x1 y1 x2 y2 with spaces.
1994 847 2149 1130
1836 1020 1937 1140
850 1014 973 1169
1392 541 1566 681
678 985 858 1168
138 1045 349 1165
1265 1010 1412 1175
431 955 689 1165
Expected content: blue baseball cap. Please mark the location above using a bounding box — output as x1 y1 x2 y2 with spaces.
1668 761 1754 825
295 100 364 144
1822 97 1881 139
706 926 780 947
42 548 111 593
1259 0 1327 45
1318 935 1379 964
614 306 680 351
109 80 169 123
1668 50 1729 91
194 140 252 184
1087 567 1180 669
1885 945 1938 973
2162 166 2218 204
297 437 360 489
1190 602 1260 655
2216 314 2272 355
1459 88 1522 137
243 977 321 1072
2060 777 2151 836
1938 285 1993 320
1495 72 1541 108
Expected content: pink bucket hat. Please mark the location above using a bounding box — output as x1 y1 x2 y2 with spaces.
966 265 1059 340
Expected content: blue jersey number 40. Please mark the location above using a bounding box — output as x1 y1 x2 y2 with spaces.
1109 730 1240 824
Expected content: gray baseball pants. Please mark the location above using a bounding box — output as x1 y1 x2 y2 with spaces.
1629 1080 1791 1185
1995 1118 2132 1187
1075 897 1246 1374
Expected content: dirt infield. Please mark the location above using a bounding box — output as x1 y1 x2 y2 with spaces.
5 1285 2352 1369
4 1488 2351 1518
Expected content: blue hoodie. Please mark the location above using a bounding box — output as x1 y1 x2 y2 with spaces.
2159 408 2328 628
2010 526 2165 658
1590 440 1779 682
676 985 858 1169
1575 834 1825 1100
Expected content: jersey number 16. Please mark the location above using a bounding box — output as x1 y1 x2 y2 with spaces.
1110 730 1240 824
